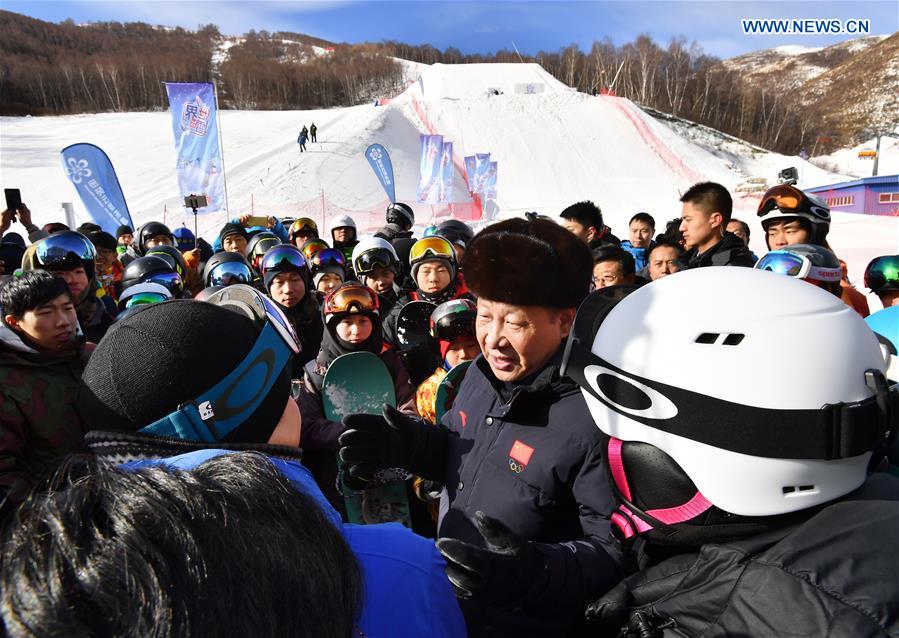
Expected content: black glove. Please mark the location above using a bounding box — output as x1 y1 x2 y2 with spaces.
338 404 446 486
436 511 546 607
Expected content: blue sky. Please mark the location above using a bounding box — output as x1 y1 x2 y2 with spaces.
5 1 897 59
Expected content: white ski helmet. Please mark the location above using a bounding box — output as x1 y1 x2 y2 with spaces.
562 268 895 525
330 215 357 235
351 236 399 275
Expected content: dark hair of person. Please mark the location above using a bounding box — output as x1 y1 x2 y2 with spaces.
1 453 363 638
0 270 72 318
657 218 685 246
629 212 656 230
560 200 603 232
648 241 685 260
680 182 733 225
729 218 751 242
591 244 636 277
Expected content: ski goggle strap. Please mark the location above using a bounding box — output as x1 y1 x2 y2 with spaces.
261 245 307 274
139 285 300 442
354 248 396 275
755 251 842 283
865 255 899 292
209 262 254 286
35 233 96 266
409 236 454 264
323 285 379 314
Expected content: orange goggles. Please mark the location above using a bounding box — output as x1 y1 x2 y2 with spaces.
756 184 830 222
322 285 380 315
409 236 455 264
301 239 330 260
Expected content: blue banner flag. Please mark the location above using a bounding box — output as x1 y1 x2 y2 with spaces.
365 144 396 203
464 155 477 192
439 141 454 203
474 153 492 193
416 135 444 204
164 82 226 213
59 143 133 234
483 162 498 199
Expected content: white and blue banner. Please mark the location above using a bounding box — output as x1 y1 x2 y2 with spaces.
474 153 492 193
483 161 498 199
365 144 396 203
464 155 477 193
59 143 133 234
439 141 454 203
416 134 444 204
164 82 226 213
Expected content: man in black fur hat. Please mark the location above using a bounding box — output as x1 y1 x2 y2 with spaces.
340 217 629 637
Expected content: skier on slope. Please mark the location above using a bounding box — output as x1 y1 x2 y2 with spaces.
560 267 899 637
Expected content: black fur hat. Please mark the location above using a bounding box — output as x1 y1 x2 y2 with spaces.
463 218 592 308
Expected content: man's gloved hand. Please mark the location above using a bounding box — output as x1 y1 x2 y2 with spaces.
436 511 546 607
339 404 436 487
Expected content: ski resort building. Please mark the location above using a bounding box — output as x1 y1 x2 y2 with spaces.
806 175 899 216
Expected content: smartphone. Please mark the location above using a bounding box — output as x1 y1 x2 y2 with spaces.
183 194 208 210
4 188 22 213
247 215 269 227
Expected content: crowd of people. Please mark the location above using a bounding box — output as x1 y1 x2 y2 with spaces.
0 180 897 637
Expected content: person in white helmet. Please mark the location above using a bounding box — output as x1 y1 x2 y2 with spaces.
329 215 358 267
559 268 898 637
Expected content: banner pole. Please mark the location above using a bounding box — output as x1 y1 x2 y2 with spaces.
213 81 231 218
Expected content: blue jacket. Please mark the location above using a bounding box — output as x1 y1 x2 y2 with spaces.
619 241 649 272
124 449 466 638
210 218 289 252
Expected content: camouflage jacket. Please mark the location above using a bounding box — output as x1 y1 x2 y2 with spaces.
0 323 88 515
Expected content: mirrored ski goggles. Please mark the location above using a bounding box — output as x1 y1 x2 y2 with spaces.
301 240 330 260
144 270 185 295
124 292 170 308
139 285 299 443
117 282 173 311
208 262 254 287
35 232 96 267
261 245 307 274
757 184 830 222
291 218 318 233
755 251 842 283
409 236 454 264
310 248 345 270
865 255 899 293
355 248 396 275
561 287 897 461
430 299 477 341
251 237 281 258
322 285 379 315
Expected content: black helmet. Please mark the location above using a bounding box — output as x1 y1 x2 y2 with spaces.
121 255 185 297
246 231 282 270
202 251 255 288
435 219 474 249
430 298 477 342
386 202 415 230
195 285 226 301
145 244 188 280
135 221 175 256
30 231 97 281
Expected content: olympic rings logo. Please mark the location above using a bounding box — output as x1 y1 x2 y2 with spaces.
508 459 524 474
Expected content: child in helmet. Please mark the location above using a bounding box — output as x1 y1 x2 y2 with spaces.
309 248 346 298
288 217 320 247
297 282 418 518
559 268 899 636
352 237 405 315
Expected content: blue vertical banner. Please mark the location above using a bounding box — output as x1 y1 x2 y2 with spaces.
59 143 134 234
483 162 498 199
164 82 226 213
416 135 444 204
365 144 396 203
439 141 454 203
474 153 492 193
464 155 477 193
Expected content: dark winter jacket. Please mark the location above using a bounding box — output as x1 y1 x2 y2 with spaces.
434 350 629 636
76 293 116 344
680 231 756 269
276 293 324 376
588 472 899 637
0 323 89 518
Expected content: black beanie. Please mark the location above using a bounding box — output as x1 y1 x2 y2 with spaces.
77 300 290 444
115 225 133 239
87 231 118 251
219 222 249 243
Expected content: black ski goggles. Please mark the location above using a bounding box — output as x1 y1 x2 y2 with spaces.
865 255 899 293
561 286 897 461
140 285 299 442
261 245 308 275
354 248 396 275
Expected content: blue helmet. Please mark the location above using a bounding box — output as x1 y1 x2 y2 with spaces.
173 226 196 252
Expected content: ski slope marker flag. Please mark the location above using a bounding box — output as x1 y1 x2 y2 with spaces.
164 82 226 214
59 143 134 234
365 144 396 203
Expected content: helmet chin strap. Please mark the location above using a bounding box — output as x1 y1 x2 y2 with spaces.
606 437 713 545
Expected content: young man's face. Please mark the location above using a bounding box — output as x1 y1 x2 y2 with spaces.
292 231 315 247
416 262 451 294
336 315 373 344
648 246 682 281
223 234 248 256
726 220 749 245
629 221 654 248
269 272 306 308
145 234 173 249
118 233 133 246
95 247 118 270
679 202 721 251
592 260 633 289
332 227 354 244
363 267 395 295
4 293 78 351
561 218 595 244
56 267 89 301
765 219 810 250
317 272 343 294
444 335 480 368
476 298 574 382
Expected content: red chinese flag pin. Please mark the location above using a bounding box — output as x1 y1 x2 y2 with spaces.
509 440 534 466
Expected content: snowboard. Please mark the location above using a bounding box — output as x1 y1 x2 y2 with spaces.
395 300 441 386
323 351 411 527
435 360 472 423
